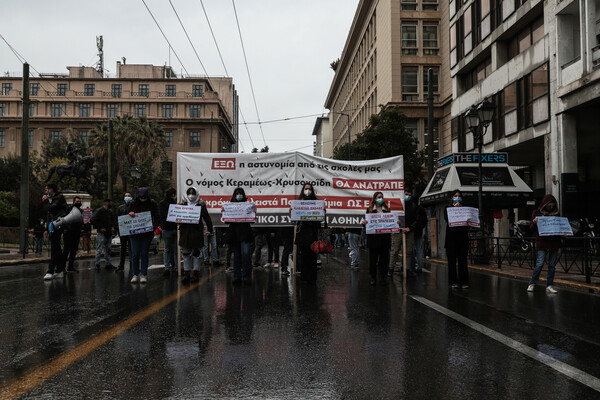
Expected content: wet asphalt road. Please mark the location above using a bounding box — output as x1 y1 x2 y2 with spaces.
1 247 600 399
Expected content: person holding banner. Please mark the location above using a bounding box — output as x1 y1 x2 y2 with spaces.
294 183 326 284
527 194 562 294
223 187 254 286
362 191 393 286
444 190 470 289
128 187 160 284
115 193 133 271
179 187 213 284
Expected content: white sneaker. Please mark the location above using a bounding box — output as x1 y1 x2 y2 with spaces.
130 275 139 284
263 263 271 268
43 273 54 280
272 263 279 268
140 275 147 284
527 284 535 292
546 286 557 294
451 283 459 289
461 284 469 290
54 272 64 279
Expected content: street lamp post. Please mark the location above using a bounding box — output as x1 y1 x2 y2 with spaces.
335 111 351 160
464 98 495 263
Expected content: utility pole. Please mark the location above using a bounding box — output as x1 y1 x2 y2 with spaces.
427 68 434 179
108 119 113 199
19 63 30 258
210 111 213 152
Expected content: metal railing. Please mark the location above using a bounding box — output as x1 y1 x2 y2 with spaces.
471 236 600 283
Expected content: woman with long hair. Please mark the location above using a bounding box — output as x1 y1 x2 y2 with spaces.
224 187 254 285
363 191 392 286
294 183 325 284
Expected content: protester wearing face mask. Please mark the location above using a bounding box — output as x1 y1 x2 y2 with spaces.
63 196 84 273
33 218 46 256
527 194 562 294
42 183 68 280
128 188 160 284
115 192 133 271
389 188 422 278
179 187 213 284
222 187 254 285
362 191 393 286
92 198 116 271
444 190 470 289
158 188 178 278
294 183 326 284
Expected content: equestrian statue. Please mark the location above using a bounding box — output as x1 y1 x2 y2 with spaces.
45 143 94 191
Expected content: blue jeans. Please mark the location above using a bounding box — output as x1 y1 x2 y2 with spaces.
412 235 423 270
162 229 177 269
203 233 219 262
34 237 44 255
182 247 202 271
529 248 559 286
95 233 111 265
130 234 152 276
232 241 252 281
335 233 347 247
348 233 360 266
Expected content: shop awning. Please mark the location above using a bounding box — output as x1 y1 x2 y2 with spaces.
420 153 533 208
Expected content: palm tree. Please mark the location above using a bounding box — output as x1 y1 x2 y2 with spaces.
89 115 167 192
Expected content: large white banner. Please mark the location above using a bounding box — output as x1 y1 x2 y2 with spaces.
177 152 404 227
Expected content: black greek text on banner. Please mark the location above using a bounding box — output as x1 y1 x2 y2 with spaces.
177 152 404 227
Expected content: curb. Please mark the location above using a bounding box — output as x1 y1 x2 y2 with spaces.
428 258 598 293
0 253 95 267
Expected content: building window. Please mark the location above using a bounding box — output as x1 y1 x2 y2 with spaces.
165 85 176 97
190 104 202 118
0 131 4 147
423 67 439 94
508 16 544 61
402 24 418 55
50 131 61 142
0 103 5 116
107 103 118 118
402 67 419 101
138 84 149 97
190 131 201 148
164 131 173 148
461 57 492 92
79 131 89 144
423 25 439 55
401 0 417 10
163 104 174 118
84 84 95 96
192 85 203 97
422 0 439 11
51 103 63 117
2 83 12 95
29 130 34 147
57 84 67 96
30 83 40 96
111 84 122 98
163 160 173 177
135 104 146 117
405 119 418 139
29 103 35 116
79 103 91 117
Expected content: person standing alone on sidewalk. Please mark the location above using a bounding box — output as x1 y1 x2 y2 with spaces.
92 199 116 270
158 188 178 277
444 190 470 289
42 184 67 280
527 194 563 294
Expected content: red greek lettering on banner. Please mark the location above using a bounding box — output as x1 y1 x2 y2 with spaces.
332 178 404 191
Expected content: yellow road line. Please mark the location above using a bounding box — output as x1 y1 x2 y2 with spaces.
0 268 224 399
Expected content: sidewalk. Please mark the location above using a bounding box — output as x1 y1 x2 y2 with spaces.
0 248 95 266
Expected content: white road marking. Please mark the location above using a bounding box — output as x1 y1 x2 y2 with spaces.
410 295 600 392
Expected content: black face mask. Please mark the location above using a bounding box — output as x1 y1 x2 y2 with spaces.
544 205 556 212
74 203 82 208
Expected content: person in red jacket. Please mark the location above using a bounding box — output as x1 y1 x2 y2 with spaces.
527 194 562 294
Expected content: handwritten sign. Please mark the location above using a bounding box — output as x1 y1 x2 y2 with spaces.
118 211 153 236
365 212 400 234
537 216 573 236
222 202 256 222
167 204 201 224
290 200 325 221
447 207 480 228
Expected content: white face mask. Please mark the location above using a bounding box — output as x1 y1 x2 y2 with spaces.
304 189 312 197
187 194 196 201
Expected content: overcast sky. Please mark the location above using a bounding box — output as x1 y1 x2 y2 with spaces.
0 0 359 154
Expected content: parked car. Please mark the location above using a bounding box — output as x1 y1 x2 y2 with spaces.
110 235 159 255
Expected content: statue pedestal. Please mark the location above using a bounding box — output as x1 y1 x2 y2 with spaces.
62 191 93 208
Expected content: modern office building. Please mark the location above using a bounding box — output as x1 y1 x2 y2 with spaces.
312 116 332 157
0 62 238 181
325 0 451 166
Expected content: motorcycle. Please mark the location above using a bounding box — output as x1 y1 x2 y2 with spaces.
570 217 599 256
511 220 533 252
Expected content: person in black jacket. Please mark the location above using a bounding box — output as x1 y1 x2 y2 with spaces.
42 183 68 280
444 190 470 289
411 192 428 272
362 191 393 286
115 192 133 271
158 188 178 277
33 218 45 256
128 187 160 284
63 196 83 272
223 187 254 285
400 188 425 276
294 183 326 284
92 199 115 270
179 187 213 284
